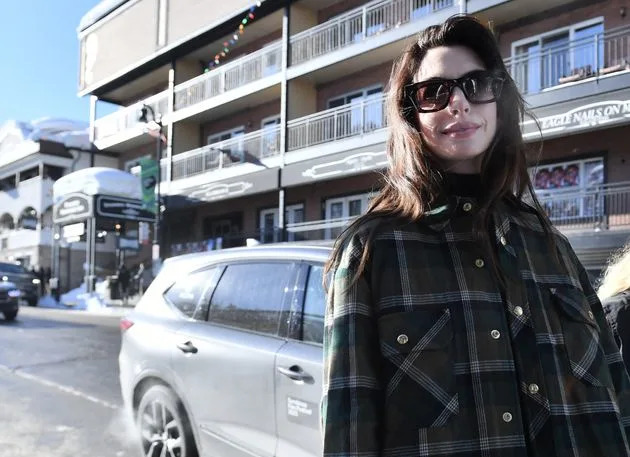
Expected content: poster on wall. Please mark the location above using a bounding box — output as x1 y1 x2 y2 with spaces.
531 158 604 221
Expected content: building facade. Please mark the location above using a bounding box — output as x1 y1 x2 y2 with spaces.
0 118 119 292
78 0 630 277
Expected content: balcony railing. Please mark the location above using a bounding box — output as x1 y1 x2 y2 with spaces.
170 125 281 181
94 90 169 141
290 0 453 65
536 181 630 231
174 43 282 112
505 25 630 95
287 93 386 151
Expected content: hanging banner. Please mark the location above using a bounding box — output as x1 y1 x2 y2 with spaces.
139 157 158 214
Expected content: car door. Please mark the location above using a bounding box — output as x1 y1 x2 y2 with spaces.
275 263 326 457
171 260 296 457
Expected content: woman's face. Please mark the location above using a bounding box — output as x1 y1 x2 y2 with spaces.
414 46 498 174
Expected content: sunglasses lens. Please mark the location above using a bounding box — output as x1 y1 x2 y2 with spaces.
415 82 450 111
463 73 502 103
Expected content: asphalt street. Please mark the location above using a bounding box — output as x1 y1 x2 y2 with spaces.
0 306 142 457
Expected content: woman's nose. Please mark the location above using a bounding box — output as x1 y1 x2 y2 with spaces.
447 86 470 114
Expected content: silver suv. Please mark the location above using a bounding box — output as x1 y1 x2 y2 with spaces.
119 243 330 457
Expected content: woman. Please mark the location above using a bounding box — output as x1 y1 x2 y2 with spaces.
599 242 630 368
322 15 630 457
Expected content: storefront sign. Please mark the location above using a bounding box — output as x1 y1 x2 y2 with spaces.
524 99 630 139
95 195 155 222
53 193 93 224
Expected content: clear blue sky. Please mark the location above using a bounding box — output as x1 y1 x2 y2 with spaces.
0 1 101 125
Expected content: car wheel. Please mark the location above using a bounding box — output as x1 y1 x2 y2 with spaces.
3 310 17 321
136 384 198 457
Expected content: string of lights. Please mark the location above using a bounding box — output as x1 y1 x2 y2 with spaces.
204 1 263 72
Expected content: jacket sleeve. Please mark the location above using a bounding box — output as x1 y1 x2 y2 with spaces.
322 234 383 457
571 251 630 434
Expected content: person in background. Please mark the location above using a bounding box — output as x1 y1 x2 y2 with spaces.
599 242 630 369
322 15 630 457
117 263 131 305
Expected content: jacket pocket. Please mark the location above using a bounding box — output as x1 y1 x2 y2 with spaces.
378 308 457 430
551 286 612 388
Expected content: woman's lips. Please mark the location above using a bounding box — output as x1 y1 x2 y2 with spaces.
442 123 480 139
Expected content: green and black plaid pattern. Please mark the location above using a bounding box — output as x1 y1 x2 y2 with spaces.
322 197 630 457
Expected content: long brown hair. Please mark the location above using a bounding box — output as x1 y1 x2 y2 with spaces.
325 15 553 284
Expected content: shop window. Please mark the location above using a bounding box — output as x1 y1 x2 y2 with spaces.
530 157 604 222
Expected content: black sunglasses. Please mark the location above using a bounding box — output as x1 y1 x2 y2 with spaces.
405 70 505 113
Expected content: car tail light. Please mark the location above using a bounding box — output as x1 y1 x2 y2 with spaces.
120 317 134 332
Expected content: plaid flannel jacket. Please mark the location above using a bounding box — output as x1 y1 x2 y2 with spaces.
322 196 630 457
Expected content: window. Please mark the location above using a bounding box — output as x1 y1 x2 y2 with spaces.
325 192 372 239
302 265 326 344
19 167 39 182
164 267 219 319
259 204 305 243
328 87 384 137
208 126 245 166
261 116 280 158
511 18 604 94
43 165 64 181
0 175 16 191
208 262 294 335
530 157 604 222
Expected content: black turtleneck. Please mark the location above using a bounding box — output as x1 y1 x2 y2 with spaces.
442 173 482 199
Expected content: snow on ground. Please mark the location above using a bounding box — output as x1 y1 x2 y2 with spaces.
36 280 128 315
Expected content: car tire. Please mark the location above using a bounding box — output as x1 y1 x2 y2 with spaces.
3 310 17 321
136 384 198 457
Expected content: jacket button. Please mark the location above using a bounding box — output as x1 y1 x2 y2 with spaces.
397 334 409 345
475 258 485 268
514 306 523 316
499 236 507 246
490 329 501 339
502 412 513 423
528 383 539 394
462 202 473 212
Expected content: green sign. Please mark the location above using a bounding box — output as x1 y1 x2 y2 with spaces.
139 158 158 214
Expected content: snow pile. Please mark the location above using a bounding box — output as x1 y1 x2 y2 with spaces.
37 280 126 314
78 0 130 32
0 117 90 152
53 167 142 201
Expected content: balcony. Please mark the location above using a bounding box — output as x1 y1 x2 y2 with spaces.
290 0 454 66
170 125 281 182
536 181 630 233
287 92 386 151
172 43 282 119
93 90 169 146
505 25 630 97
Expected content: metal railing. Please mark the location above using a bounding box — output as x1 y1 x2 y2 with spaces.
290 0 453 65
505 24 630 95
537 181 630 231
287 93 386 151
170 125 281 180
94 90 169 141
174 43 282 112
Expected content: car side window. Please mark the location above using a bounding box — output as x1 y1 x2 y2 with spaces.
302 265 326 344
164 267 218 319
208 262 293 335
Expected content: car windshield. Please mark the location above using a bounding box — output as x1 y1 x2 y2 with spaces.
0 263 26 274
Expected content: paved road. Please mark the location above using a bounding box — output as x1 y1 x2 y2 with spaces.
0 306 142 457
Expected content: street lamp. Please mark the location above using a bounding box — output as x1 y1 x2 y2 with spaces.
138 104 164 271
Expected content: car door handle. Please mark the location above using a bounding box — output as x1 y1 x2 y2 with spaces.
277 365 311 382
176 341 198 354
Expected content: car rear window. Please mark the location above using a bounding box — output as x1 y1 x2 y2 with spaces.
302 265 325 344
164 267 218 318
208 262 293 335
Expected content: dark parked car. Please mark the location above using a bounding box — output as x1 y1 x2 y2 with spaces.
0 281 21 321
0 262 39 306
119 243 330 457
